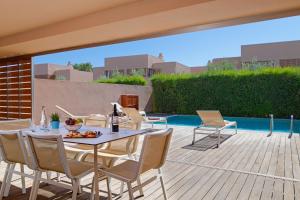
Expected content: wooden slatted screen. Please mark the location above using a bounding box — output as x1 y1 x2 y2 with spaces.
0 56 32 120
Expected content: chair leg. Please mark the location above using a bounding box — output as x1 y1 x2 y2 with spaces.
29 172 37 200
217 129 221 148
106 178 112 200
78 179 82 194
136 176 144 196
56 172 61 182
192 129 196 145
4 163 15 197
90 177 95 200
20 164 26 194
235 123 238 134
127 182 134 200
0 164 11 200
120 181 125 197
71 179 79 200
46 171 51 184
29 171 42 200
158 169 167 200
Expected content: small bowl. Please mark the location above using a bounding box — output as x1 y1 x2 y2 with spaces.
64 124 82 132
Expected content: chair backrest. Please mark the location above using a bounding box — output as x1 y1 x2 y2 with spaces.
197 110 225 127
106 107 142 156
0 119 31 131
0 130 29 165
106 135 139 156
122 107 144 130
26 134 72 177
122 108 144 124
84 114 108 128
138 128 173 174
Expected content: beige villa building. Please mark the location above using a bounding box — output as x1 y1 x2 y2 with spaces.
34 40 300 82
34 63 93 82
211 40 300 68
92 53 191 79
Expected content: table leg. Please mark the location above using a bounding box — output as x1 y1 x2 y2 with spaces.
94 145 99 200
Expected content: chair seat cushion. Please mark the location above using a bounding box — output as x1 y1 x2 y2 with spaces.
80 152 115 168
97 149 129 157
102 160 139 181
67 159 94 177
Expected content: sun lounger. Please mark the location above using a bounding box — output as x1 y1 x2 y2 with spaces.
193 110 237 148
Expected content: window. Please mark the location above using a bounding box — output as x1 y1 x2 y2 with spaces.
280 59 300 67
126 69 132 75
105 70 112 78
118 69 125 75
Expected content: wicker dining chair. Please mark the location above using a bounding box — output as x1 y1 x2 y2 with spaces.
26 134 110 200
0 130 32 199
100 128 173 200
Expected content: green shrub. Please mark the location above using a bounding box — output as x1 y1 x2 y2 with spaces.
151 67 300 118
96 75 147 86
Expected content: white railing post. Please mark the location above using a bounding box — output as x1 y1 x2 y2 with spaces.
288 115 294 139
267 114 273 137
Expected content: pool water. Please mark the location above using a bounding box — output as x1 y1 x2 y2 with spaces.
164 115 300 133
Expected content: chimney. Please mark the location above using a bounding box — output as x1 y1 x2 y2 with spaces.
67 61 73 68
158 53 164 61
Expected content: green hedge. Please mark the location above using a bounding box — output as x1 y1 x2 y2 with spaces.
96 75 147 86
151 67 300 118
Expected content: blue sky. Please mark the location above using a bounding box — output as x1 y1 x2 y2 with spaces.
34 15 300 67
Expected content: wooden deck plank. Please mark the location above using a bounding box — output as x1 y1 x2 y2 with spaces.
249 133 277 200
284 135 294 200
0 125 299 200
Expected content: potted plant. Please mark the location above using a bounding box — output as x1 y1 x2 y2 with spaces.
50 112 60 129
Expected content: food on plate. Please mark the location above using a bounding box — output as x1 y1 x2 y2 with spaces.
65 132 82 138
82 131 102 138
64 131 102 138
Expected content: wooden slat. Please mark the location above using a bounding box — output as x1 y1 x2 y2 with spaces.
4 70 31 78
7 89 31 95
0 76 31 84
4 113 32 119
0 95 31 101
0 82 31 89
7 107 32 113
0 65 31 73
0 112 7 118
0 101 31 107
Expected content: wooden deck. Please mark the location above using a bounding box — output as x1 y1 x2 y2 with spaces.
1 124 300 200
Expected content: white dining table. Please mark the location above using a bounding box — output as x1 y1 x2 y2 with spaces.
24 125 152 200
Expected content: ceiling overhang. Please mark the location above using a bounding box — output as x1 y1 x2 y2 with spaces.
1 0 300 58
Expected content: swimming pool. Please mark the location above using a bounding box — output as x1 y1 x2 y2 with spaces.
164 115 300 133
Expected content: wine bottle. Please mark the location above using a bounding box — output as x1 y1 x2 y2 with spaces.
111 104 119 133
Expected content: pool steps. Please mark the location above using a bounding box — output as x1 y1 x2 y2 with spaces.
267 114 294 138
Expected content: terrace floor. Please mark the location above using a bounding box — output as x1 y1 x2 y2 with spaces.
1 124 300 200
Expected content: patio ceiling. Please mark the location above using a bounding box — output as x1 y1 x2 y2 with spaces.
0 0 300 59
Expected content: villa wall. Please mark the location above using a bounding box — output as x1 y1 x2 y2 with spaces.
33 79 153 123
55 69 93 82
